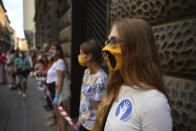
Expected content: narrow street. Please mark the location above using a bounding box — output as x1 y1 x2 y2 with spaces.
0 75 57 131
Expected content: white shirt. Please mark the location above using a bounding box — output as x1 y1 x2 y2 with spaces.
27 55 33 68
46 59 66 84
104 85 172 131
8 54 15 71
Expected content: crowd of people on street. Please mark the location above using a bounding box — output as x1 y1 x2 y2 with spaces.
0 18 173 131
0 43 71 131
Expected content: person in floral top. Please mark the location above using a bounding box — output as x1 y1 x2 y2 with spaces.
77 40 108 131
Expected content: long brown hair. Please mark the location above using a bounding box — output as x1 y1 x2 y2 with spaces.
54 44 64 60
94 18 168 130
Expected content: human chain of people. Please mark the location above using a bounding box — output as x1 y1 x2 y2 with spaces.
0 19 173 131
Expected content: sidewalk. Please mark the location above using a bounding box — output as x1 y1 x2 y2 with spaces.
0 75 74 131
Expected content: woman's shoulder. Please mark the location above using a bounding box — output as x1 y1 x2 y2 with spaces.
97 69 108 78
121 85 168 106
84 68 90 74
56 59 65 64
141 89 169 108
54 59 65 67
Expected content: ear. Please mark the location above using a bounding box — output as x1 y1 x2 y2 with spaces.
56 49 60 55
87 54 92 61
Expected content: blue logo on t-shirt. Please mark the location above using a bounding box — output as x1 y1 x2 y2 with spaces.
115 99 132 120
87 86 92 93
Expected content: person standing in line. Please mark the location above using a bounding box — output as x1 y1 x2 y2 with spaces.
77 40 108 131
7 50 16 89
26 51 33 71
0 52 7 84
46 44 71 131
43 43 50 53
14 51 30 98
94 18 172 131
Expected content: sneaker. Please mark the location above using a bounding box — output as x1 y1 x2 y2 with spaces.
8 84 12 88
30 72 33 76
18 90 23 96
40 87 45 91
22 94 26 98
37 86 45 91
38 81 41 85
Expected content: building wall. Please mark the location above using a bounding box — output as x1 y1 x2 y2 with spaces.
23 0 35 49
109 0 196 130
58 0 72 74
23 0 35 31
0 1 6 27
34 0 59 47
0 0 12 52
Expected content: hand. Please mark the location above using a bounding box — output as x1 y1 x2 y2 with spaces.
117 101 129 119
75 121 80 131
53 94 60 105
102 52 113 71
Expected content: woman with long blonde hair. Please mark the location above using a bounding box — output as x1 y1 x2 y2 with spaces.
94 18 172 131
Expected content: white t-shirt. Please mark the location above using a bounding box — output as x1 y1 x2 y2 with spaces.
27 56 33 68
8 54 15 71
46 59 66 84
104 85 172 131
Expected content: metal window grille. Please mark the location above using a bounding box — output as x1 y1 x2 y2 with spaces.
85 0 110 47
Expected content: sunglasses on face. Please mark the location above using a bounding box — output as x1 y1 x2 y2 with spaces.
105 37 125 48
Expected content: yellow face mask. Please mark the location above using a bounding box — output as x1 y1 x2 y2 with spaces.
78 55 86 66
102 45 122 71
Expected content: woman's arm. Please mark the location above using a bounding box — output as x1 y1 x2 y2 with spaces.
55 70 64 94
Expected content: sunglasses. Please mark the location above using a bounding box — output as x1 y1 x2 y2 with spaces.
105 37 125 48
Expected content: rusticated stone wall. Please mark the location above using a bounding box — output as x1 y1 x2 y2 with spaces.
35 0 71 73
110 0 196 24
153 18 196 75
109 0 196 130
164 76 196 131
58 0 72 75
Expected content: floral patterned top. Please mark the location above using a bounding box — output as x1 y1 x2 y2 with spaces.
79 68 108 130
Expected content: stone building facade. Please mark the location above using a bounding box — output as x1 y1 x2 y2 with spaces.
23 0 36 49
34 0 59 47
57 0 72 79
0 0 12 52
35 0 196 130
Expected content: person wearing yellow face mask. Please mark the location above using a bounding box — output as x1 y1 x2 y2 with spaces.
78 54 87 67
77 40 108 131
94 18 172 131
102 42 122 71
